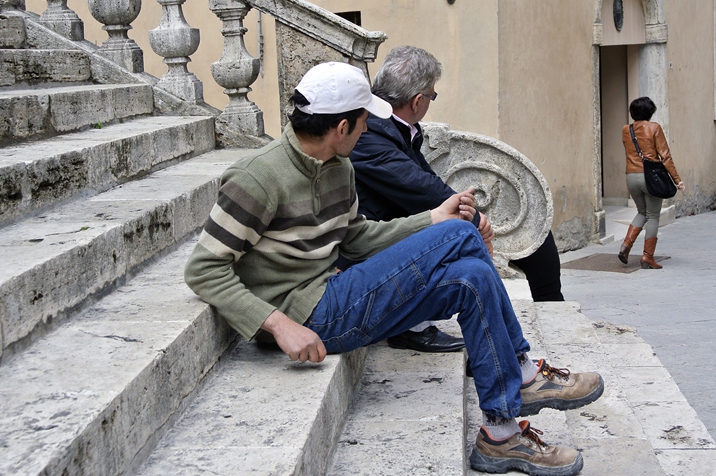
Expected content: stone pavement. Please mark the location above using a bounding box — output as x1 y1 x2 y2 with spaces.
560 205 716 442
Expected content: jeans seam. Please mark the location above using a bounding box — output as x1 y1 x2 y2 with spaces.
439 278 511 416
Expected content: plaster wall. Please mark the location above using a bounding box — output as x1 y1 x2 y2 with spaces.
662 0 716 215
497 1 597 250
308 0 500 141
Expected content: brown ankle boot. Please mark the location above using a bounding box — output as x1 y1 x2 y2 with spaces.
641 237 662 269
618 225 643 264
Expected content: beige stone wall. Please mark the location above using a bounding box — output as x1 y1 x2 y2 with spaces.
308 0 500 140
496 1 597 248
663 0 716 215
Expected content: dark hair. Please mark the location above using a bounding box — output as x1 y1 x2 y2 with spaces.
629 97 657 121
287 90 363 137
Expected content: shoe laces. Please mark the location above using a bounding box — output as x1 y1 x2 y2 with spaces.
518 420 548 450
539 359 571 382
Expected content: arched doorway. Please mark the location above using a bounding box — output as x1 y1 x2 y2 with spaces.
592 0 668 238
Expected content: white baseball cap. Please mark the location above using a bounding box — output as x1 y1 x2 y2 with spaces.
295 62 392 119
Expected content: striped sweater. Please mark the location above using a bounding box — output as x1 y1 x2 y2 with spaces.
184 123 432 341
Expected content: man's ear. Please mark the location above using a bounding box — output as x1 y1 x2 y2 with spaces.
409 94 421 113
336 118 350 138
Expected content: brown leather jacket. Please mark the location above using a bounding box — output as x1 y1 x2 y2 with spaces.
622 120 682 184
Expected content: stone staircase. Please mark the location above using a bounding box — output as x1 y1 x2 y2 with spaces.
2 3 715 476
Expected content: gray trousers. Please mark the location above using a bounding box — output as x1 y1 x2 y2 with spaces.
626 173 663 238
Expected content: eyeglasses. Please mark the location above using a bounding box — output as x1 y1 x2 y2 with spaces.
421 91 438 101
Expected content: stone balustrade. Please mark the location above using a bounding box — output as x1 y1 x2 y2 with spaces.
88 0 144 73
12 0 387 139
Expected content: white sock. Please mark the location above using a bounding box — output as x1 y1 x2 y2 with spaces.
481 412 521 440
409 321 433 333
518 353 539 384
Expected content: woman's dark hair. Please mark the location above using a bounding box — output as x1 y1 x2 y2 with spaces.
287 90 363 137
629 97 657 121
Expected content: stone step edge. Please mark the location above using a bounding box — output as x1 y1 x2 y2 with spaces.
0 114 216 227
0 83 155 147
0 49 91 87
0 149 246 359
137 338 367 476
0 240 235 476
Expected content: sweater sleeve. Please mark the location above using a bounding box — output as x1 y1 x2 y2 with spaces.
654 124 682 184
184 168 277 340
338 209 433 262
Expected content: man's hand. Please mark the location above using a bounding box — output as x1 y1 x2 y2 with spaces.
477 212 495 257
431 187 477 224
261 310 327 363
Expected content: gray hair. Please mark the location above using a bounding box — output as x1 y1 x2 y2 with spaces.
372 46 442 109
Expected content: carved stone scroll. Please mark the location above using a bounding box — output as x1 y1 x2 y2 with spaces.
421 122 554 263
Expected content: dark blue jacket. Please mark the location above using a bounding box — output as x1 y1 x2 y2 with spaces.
350 114 479 226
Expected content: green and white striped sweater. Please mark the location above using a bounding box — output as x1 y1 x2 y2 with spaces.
185 123 431 341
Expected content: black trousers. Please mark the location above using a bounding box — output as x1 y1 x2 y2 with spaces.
510 231 564 302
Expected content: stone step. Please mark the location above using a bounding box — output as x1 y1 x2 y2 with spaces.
0 148 247 358
0 49 92 87
0 239 235 476
465 299 716 475
137 341 367 476
0 83 154 146
326 283 716 475
329 324 466 475
0 114 215 226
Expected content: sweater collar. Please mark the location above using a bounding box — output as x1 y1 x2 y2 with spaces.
282 122 342 177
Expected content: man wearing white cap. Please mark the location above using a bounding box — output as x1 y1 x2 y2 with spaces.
185 62 601 476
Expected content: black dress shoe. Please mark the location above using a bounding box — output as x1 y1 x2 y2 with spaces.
386 325 465 353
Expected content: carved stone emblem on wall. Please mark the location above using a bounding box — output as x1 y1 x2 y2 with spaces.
613 0 624 31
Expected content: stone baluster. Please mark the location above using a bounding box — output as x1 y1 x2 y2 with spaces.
149 0 203 103
37 0 84 40
209 0 264 136
88 0 143 73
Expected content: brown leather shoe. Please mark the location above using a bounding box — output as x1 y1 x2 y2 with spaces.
618 224 643 264
641 237 663 269
519 359 604 416
470 420 583 475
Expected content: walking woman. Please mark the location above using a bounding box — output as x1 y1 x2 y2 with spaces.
619 97 685 269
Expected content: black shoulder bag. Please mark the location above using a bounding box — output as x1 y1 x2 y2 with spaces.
629 124 677 199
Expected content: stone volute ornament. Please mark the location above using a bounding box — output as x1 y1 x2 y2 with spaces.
613 0 624 32
88 0 143 72
421 122 554 271
149 0 203 103
209 0 264 137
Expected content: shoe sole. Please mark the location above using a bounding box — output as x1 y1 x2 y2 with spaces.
386 341 466 353
618 253 628 264
470 446 584 476
519 375 605 417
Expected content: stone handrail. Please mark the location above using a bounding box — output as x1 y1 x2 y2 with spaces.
4 0 387 145
421 122 554 266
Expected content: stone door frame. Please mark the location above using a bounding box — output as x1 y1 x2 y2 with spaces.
591 0 668 239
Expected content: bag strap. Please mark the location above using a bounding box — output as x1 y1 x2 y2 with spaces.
629 124 646 162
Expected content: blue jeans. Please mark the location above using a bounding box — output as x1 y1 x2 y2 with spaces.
306 220 530 418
